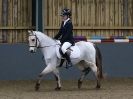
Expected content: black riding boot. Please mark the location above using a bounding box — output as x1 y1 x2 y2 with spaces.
64 52 73 68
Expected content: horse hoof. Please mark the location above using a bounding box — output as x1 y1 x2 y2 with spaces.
55 87 61 91
35 86 39 91
35 83 40 91
96 85 101 89
78 80 82 89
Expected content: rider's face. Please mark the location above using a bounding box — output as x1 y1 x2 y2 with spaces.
62 15 68 21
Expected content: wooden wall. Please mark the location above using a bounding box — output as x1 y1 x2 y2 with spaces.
43 0 133 38
0 0 32 43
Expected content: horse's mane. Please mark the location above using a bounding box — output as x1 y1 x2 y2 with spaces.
34 31 56 43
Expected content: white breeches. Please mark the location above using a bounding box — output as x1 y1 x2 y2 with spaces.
61 42 72 54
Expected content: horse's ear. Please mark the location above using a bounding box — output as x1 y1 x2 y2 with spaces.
28 30 33 35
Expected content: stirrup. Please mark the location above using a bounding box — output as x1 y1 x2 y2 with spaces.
65 62 72 69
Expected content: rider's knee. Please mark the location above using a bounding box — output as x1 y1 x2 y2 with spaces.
61 47 66 54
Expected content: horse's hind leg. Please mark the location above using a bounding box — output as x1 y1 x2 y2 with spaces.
53 68 61 91
89 63 101 89
78 67 91 89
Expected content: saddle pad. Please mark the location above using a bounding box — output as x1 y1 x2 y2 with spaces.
56 45 81 59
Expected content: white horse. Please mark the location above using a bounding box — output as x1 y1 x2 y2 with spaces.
28 31 103 91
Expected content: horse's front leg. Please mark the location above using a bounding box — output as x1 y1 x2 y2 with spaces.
35 63 55 91
53 68 61 91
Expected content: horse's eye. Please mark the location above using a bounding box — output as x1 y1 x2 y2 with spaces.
32 39 35 42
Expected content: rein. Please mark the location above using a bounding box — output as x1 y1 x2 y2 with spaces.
29 34 60 49
37 44 60 48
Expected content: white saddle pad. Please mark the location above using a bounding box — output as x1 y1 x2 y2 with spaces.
56 45 81 59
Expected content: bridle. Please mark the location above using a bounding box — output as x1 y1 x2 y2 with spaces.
29 34 60 49
29 34 39 48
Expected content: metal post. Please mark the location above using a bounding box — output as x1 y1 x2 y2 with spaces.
36 0 38 31
42 0 44 32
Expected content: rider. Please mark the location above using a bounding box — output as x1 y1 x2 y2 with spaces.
54 8 74 68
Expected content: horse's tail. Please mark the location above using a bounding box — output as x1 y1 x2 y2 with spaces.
94 45 103 79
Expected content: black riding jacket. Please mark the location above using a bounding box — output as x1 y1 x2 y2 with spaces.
54 20 74 45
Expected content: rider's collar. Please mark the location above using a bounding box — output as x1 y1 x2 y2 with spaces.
63 18 70 26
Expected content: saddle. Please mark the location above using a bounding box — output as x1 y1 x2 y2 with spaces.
56 44 81 59
56 44 80 69
59 47 72 58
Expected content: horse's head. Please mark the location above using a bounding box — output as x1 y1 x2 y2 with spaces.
28 30 40 53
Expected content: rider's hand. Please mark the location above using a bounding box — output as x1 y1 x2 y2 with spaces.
56 40 61 44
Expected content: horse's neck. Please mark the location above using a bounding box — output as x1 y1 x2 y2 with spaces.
36 32 57 61
36 32 56 46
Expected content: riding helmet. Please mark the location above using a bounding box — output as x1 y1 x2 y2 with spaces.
60 8 71 16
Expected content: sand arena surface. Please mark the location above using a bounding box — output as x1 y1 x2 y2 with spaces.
0 78 133 99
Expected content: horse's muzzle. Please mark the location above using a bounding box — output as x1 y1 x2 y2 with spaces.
30 50 36 53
